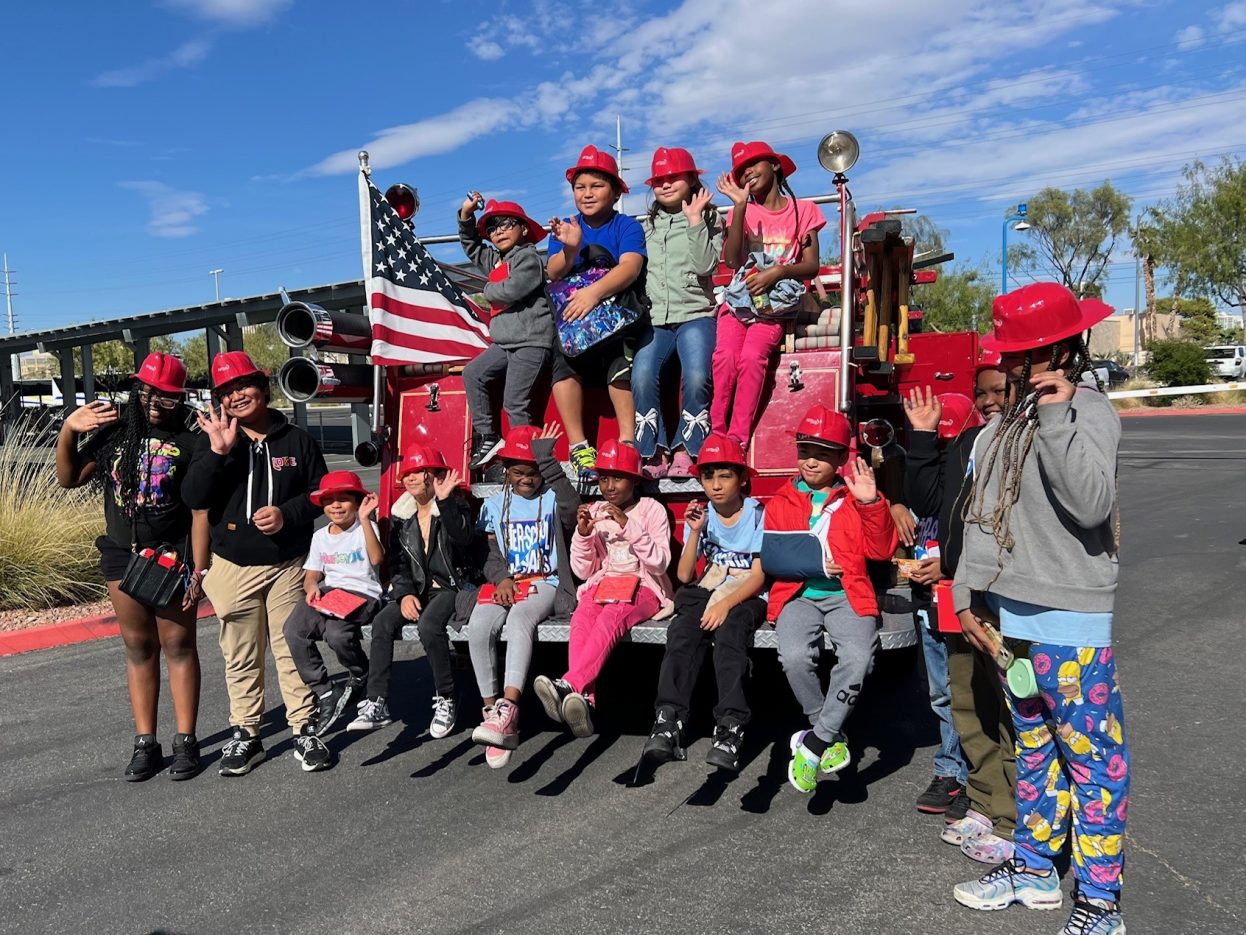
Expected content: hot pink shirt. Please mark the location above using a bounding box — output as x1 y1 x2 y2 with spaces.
570 496 674 618
726 197 828 266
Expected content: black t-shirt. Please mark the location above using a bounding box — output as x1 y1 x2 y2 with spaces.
85 424 198 551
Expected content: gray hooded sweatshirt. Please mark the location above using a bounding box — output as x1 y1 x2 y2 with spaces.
459 218 557 350
952 387 1120 614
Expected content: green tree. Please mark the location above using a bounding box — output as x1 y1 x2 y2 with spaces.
1007 182 1133 297
1146 339 1211 387
912 266 995 334
1158 295 1221 344
74 335 177 376
1151 158 1246 338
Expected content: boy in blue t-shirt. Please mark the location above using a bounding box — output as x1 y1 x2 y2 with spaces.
546 145 648 477
643 433 766 773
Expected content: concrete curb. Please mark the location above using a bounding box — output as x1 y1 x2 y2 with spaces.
0 601 216 658
1119 405 1246 418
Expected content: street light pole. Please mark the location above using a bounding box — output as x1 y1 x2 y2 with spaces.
1000 212 1030 295
209 268 223 303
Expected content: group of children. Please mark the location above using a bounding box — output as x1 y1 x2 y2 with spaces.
458 139 827 478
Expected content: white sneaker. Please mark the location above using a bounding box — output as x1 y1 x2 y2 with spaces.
347 697 392 731
429 695 457 739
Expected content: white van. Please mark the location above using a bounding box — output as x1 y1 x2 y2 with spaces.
1205 345 1246 379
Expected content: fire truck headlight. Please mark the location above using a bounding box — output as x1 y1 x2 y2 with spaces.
817 131 859 175
385 183 420 221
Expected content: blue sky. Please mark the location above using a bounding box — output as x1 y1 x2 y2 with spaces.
2 0 1244 334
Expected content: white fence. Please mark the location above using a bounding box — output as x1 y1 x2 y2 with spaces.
1107 381 1244 401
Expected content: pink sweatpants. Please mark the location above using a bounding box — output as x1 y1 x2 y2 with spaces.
564 584 661 703
710 311 784 447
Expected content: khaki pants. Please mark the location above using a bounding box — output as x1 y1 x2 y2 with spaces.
203 554 314 734
947 634 1017 838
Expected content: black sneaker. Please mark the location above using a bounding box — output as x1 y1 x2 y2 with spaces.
705 717 744 772
469 433 504 470
642 705 686 764
311 686 341 737
293 724 333 772
945 790 971 822
168 733 201 781
218 727 265 777
330 677 366 732
124 734 163 782
533 675 572 724
916 775 963 814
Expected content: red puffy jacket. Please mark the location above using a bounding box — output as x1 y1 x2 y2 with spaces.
764 478 899 622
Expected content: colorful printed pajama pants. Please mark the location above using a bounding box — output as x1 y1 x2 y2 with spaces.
1005 642 1130 903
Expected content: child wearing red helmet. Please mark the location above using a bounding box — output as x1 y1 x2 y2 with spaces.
350 445 477 737
467 423 580 768
762 405 899 792
533 439 674 737
642 432 767 773
546 145 648 477
458 193 556 470
632 146 725 478
283 471 383 739
711 141 828 449
950 283 1128 935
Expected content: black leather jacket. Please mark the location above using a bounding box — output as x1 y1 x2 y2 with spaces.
389 492 477 600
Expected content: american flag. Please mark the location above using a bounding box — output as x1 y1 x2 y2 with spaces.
359 171 490 365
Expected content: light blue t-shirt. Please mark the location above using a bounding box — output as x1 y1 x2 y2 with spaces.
548 211 647 264
479 490 559 584
985 593 1113 649
683 497 765 570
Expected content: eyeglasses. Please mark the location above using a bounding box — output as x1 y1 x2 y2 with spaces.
140 391 182 410
485 217 521 235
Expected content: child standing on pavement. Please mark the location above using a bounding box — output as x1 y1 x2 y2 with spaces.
642 433 767 773
762 405 899 792
533 439 673 736
468 424 579 768
283 471 382 737
458 194 556 469
546 145 647 475
349 444 477 738
951 283 1129 935
712 141 827 450
632 147 724 478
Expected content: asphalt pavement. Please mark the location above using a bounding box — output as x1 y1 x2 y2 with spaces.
1 414 1243 935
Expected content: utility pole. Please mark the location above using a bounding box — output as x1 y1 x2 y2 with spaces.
209 268 223 303
1132 252 1142 372
612 115 628 213
3 254 18 382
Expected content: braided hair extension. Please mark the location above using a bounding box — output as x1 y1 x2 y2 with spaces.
91 383 185 524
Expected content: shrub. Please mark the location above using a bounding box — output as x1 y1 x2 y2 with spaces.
1145 340 1211 388
0 420 105 610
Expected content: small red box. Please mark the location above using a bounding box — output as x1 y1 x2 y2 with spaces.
934 580 961 635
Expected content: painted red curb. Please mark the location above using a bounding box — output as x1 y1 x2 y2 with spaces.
1119 405 1246 418
0 601 216 658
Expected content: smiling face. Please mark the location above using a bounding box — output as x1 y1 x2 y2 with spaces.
737 157 778 200
596 471 636 506
322 491 361 528
975 368 1007 418
401 467 440 503
485 215 527 252
796 442 847 489
698 465 745 508
137 384 183 427
572 171 618 221
505 461 542 498
650 173 696 211
215 376 268 425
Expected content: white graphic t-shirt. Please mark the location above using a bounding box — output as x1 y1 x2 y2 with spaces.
305 519 382 598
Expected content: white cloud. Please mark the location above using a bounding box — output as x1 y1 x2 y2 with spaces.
1175 24 1206 49
119 181 209 237
1217 1 1246 32
92 37 214 88
467 38 504 60
161 0 292 27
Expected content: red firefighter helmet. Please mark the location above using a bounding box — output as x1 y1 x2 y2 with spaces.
795 404 851 450
399 443 449 478
565 145 629 193
495 425 543 465
132 352 187 394
981 283 1114 353
211 351 269 388
695 432 752 472
310 470 372 507
645 147 704 186
935 393 985 440
730 140 797 186
476 199 547 245
594 438 643 478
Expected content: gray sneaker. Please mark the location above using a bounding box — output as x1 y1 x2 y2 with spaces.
429 694 457 739
347 697 392 732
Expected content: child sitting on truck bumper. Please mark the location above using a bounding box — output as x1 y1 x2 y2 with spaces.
762 405 899 793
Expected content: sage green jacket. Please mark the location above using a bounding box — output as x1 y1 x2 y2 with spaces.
642 209 725 326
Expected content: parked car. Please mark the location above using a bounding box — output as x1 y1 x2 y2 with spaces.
1091 359 1130 387
1204 345 1246 380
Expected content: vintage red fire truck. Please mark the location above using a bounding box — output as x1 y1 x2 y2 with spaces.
273 131 980 651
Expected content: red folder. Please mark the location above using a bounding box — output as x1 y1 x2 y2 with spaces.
313 589 368 620
594 575 641 604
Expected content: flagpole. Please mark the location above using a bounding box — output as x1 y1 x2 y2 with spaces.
358 150 386 447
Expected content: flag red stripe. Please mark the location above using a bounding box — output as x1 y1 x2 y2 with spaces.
371 322 487 360
369 291 490 336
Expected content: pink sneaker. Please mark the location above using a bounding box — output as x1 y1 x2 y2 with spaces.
471 698 519 750
485 745 512 769
642 453 669 479
668 449 695 478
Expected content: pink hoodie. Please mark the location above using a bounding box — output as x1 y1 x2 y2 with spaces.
570 497 675 618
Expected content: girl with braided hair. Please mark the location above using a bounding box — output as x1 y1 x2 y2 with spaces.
56 353 209 782
949 284 1129 935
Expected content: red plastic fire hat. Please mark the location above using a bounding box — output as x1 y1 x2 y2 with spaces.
695 432 752 471
133 352 187 394
566 145 630 194
476 199 548 245
980 282 1115 353
211 350 269 388
496 425 543 464
795 403 851 450
310 470 372 506
730 141 797 186
976 347 1003 373
594 438 642 478
936 393 985 440
399 443 449 477
644 147 704 187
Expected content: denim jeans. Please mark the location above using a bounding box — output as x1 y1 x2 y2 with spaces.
631 316 715 458
917 608 969 783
